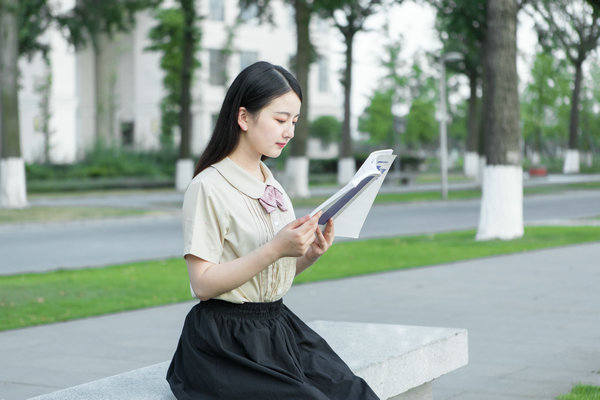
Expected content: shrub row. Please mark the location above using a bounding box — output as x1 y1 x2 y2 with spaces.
27 147 177 181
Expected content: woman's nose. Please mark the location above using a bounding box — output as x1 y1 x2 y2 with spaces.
284 124 295 139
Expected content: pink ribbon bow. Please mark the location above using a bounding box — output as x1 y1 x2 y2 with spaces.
258 185 288 213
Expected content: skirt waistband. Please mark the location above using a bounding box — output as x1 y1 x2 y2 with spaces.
199 298 283 319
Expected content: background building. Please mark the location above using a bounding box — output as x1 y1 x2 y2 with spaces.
17 0 343 164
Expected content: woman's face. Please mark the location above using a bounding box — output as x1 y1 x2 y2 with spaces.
238 91 301 159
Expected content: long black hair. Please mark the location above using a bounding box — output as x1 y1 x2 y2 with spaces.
193 61 302 176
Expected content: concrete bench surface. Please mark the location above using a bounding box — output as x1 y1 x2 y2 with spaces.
28 321 468 400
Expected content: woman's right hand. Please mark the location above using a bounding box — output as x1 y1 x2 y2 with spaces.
271 213 321 258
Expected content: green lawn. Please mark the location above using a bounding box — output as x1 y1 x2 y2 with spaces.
414 172 474 184
557 384 600 400
294 226 600 283
0 206 158 224
1 226 598 332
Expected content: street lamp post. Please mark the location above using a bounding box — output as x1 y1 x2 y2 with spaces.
391 103 406 176
437 52 463 200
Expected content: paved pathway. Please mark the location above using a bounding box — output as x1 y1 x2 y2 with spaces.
1 175 600 399
1 242 600 400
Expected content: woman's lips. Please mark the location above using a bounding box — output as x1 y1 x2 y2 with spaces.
276 142 286 148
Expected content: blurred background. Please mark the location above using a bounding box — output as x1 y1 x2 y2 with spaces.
1 0 598 201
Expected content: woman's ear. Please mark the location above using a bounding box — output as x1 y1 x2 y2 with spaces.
237 107 249 132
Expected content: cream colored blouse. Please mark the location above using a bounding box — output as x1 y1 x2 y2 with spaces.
182 157 297 303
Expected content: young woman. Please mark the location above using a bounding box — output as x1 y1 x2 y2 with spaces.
167 61 379 400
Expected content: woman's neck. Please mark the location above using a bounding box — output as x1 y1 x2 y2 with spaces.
228 149 265 182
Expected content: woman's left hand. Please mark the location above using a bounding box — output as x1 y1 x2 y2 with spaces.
305 218 335 263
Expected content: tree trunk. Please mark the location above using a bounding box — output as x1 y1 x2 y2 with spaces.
285 0 311 198
464 70 480 178
291 0 310 159
0 2 21 160
93 40 105 144
476 0 522 240
179 0 194 160
0 0 28 209
563 60 583 173
176 0 195 191
477 54 488 185
338 30 356 185
341 33 354 159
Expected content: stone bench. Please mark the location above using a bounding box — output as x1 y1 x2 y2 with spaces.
29 321 468 400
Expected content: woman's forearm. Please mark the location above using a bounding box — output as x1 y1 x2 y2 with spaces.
188 242 280 300
295 253 317 276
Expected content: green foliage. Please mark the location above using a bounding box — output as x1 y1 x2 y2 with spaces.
358 89 394 146
580 58 600 152
360 54 439 150
430 0 486 78
55 0 159 51
310 115 341 145
358 32 405 148
147 8 184 147
33 56 53 163
557 384 600 400
521 51 571 153
26 142 176 181
530 0 600 64
404 98 438 149
530 0 600 150
146 4 201 149
16 0 53 58
448 100 468 147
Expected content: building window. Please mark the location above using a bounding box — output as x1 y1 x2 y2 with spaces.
121 121 134 147
208 0 224 21
239 3 258 22
239 51 258 71
209 49 226 86
318 56 329 93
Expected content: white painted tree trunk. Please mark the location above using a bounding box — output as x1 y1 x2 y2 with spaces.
175 158 194 192
337 157 356 185
463 152 479 178
584 152 593 167
284 156 310 198
0 158 28 209
476 156 486 185
563 149 580 174
530 151 541 165
476 165 523 240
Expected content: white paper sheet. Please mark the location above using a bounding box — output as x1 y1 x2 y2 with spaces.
310 150 397 238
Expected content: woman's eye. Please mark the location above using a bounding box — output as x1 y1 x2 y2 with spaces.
276 119 286 124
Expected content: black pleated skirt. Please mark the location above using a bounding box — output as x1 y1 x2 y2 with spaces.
166 299 379 400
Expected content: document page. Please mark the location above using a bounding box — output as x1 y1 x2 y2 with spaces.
310 150 396 238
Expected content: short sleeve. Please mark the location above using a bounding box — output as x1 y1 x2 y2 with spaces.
182 180 228 264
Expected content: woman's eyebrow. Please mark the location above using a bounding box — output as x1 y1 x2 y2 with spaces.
274 111 300 118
